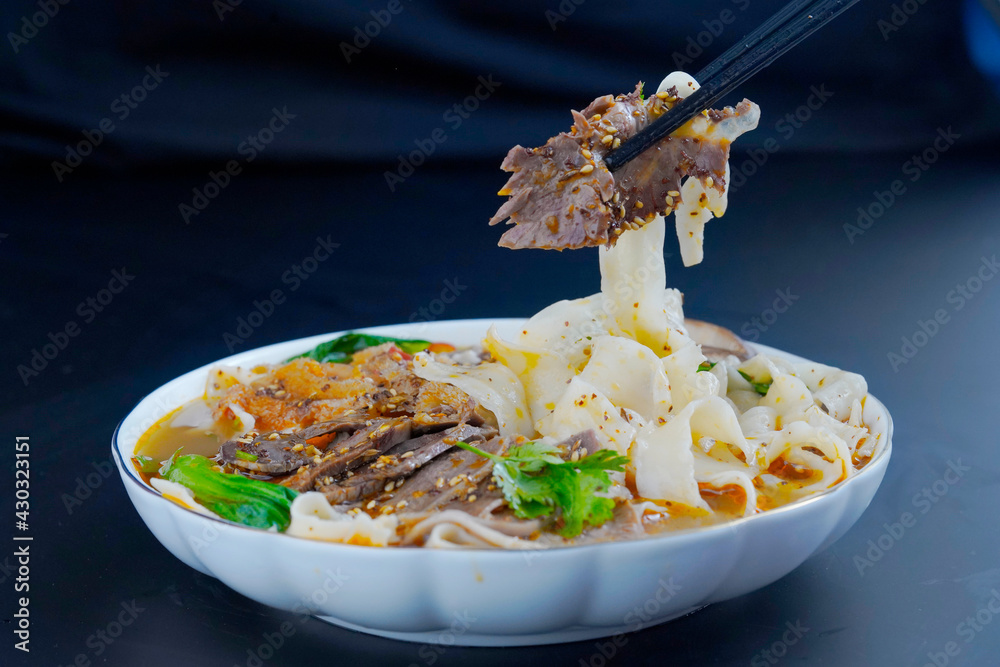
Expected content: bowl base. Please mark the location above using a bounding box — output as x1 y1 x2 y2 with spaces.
314 605 707 646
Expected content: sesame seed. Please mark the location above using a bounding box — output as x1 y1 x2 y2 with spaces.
668 190 680 197
635 201 643 209
705 176 714 188
580 164 594 175
612 137 621 149
267 433 280 440
605 126 618 134
601 135 614 145
656 91 669 99
581 149 593 159
384 481 395 492
366 500 376 509
665 195 674 207
612 191 620 203
274 389 286 397
467 494 477 503
396 500 407 509
435 477 445 489
400 451 414 459
570 451 580 462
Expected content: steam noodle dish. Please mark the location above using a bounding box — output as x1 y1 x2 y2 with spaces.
134 73 885 549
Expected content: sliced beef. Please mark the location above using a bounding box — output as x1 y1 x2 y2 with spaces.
280 417 412 491
490 82 759 250
317 424 494 504
297 414 371 440
218 431 310 474
385 436 508 514
683 318 751 362
410 397 486 434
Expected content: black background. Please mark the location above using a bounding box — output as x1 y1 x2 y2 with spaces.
2 1 1000 665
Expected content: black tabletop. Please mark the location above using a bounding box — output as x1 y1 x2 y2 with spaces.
3 148 999 666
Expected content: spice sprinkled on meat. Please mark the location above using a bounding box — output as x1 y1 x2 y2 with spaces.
489 75 759 251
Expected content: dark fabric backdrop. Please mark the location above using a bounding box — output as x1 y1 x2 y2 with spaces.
2 3 1000 667
1 0 998 172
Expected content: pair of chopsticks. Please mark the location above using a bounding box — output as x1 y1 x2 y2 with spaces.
603 0 861 171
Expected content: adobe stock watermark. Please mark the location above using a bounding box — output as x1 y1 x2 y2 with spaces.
844 126 959 244
545 0 587 30
406 610 477 667
214 0 243 21
222 235 340 352
17 268 135 386
179 106 297 224
920 589 1000 667
233 568 350 667
749 620 811 666
671 0 751 70
384 75 502 191
61 454 116 515
887 254 997 372
57 599 145 667
7 0 71 54
408 278 468 326
577 577 683 666
340 0 410 62
739 288 799 342
51 65 170 182
729 84 833 194
877 0 932 41
853 459 969 576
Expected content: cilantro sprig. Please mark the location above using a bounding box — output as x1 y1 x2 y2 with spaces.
738 370 772 396
454 439 629 538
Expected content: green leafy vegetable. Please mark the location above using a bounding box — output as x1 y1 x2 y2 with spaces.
454 440 629 538
159 451 298 531
738 370 772 396
288 332 431 364
697 361 717 372
132 455 159 474
234 449 258 462
638 81 645 101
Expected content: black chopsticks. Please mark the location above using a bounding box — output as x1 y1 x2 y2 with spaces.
603 0 861 172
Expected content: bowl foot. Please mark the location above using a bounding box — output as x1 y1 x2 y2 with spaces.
314 605 707 646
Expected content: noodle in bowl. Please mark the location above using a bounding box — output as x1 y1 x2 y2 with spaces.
114 318 891 646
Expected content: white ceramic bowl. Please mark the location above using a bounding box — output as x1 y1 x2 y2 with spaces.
113 319 892 646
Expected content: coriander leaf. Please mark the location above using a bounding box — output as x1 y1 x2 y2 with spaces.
455 440 630 538
504 440 564 470
287 333 431 364
234 450 258 462
697 361 717 372
638 81 645 101
738 370 772 396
